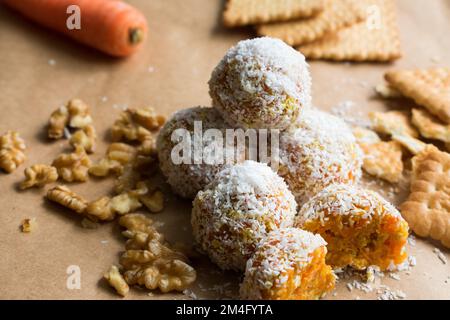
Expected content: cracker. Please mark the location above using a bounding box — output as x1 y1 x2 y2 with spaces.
385 68 450 124
369 111 419 138
360 140 403 183
353 126 381 144
223 0 324 27
298 0 401 62
256 0 364 46
412 109 450 144
375 83 402 99
392 134 427 155
400 146 450 248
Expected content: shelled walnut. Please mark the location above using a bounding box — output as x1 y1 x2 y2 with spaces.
104 265 129 297
48 105 69 139
21 218 36 233
20 164 58 189
117 214 196 293
89 143 136 177
67 99 93 129
135 181 165 213
69 125 97 153
111 107 165 142
0 130 26 173
52 146 91 182
46 185 88 214
85 196 116 221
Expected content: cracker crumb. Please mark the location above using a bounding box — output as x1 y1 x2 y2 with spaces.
433 248 447 265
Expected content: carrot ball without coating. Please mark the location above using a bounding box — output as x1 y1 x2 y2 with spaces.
276 108 363 206
295 184 409 271
240 228 335 300
191 161 297 271
209 37 312 130
157 107 244 199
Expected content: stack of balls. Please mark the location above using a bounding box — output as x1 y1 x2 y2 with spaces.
157 37 409 300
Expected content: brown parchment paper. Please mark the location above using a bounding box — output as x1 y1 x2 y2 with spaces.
0 0 449 300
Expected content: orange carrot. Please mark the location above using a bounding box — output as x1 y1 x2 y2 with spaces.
2 0 148 57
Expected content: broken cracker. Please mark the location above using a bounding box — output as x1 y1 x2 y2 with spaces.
353 126 381 144
385 68 450 124
412 108 450 144
375 83 402 99
360 140 403 183
223 0 324 27
392 134 428 155
257 0 364 46
298 0 401 62
369 110 418 138
400 146 450 248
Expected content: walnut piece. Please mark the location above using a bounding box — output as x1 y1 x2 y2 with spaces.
21 218 36 233
104 265 129 297
48 105 69 139
85 196 116 221
111 107 165 142
69 125 97 153
121 249 196 293
46 185 88 214
89 143 135 177
20 164 58 189
114 164 141 194
118 214 196 293
67 99 92 129
135 181 165 213
52 146 91 182
128 107 166 131
0 130 26 173
110 192 142 215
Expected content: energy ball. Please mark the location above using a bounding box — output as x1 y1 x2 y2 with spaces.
295 184 409 271
191 160 297 271
209 37 312 130
240 228 335 300
157 106 243 199
275 108 363 206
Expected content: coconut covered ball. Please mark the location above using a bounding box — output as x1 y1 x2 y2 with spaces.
295 184 409 271
191 160 297 271
209 37 312 130
157 106 244 199
275 108 363 206
240 228 335 300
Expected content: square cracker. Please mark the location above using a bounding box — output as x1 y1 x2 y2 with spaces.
298 0 401 62
385 68 450 124
412 108 450 144
223 0 324 27
256 0 365 46
400 146 450 248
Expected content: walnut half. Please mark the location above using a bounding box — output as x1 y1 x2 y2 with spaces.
46 185 88 214
118 214 196 293
52 146 91 182
0 130 26 173
104 265 129 297
20 164 58 189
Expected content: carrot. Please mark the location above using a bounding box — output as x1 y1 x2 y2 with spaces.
2 0 148 57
